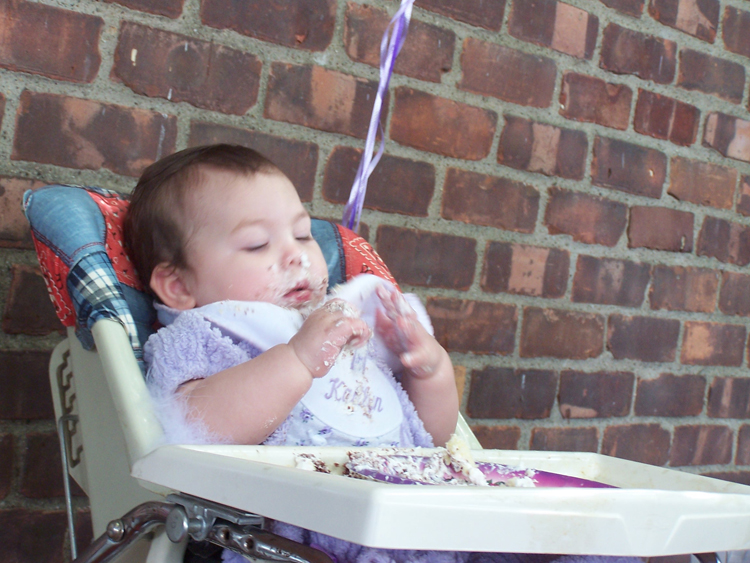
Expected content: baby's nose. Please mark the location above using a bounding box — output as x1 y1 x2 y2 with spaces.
282 243 304 266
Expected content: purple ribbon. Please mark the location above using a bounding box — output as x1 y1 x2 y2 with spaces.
342 0 415 233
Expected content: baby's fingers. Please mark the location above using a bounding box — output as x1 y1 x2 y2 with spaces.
327 314 370 349
375 308 404 352
376 284 414 321
341 316 371 348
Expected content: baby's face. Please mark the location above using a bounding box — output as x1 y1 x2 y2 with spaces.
177 169 328 310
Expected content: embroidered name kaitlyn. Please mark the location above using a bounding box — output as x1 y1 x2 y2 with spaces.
324 377 384 417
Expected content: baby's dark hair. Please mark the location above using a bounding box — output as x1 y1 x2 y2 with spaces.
124 144 281 293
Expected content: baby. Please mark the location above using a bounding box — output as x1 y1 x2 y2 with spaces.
125 144 638 563
125 143 457 445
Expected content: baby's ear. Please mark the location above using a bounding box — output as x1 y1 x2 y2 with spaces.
150 263 196 310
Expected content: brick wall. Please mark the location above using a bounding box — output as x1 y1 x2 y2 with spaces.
2 0 750 559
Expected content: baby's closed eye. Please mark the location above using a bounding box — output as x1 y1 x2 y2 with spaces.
243 243 268 252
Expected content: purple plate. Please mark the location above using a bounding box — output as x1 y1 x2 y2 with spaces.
349 455 613 488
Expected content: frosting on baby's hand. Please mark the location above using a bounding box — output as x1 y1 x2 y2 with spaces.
289 298 371 377
375 284 443 379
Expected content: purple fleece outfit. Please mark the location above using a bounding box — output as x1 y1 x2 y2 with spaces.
144 289 642 563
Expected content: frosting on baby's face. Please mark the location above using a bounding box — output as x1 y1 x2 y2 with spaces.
171 169 328 310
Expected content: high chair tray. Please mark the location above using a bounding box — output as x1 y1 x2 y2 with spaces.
132 445 750 556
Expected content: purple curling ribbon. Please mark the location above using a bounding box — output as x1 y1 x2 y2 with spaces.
342 0 415 233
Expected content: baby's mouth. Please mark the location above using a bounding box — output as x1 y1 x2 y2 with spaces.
283 281 313 303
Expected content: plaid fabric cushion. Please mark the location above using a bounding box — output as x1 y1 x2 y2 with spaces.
26 184 395 379
67 252 144 369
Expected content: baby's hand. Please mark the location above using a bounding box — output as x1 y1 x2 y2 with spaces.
375 284 443 379
289 299 371 378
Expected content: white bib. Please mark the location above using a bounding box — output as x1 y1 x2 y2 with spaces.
196 276 405 440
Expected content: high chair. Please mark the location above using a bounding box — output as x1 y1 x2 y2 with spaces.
26 184 750 563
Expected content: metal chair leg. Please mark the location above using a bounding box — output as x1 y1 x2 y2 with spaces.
58 413 80 560
71 495 334 563
73 501 173 563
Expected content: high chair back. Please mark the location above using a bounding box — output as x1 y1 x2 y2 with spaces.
50 325 162 562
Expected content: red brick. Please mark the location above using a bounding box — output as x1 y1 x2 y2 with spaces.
719 272 750 317
265 63 381 140
188 122 318 202
559 72 632 130
344 3 454 83
0 0 102 83
682 321 746 366
635 373 706 417
21 432 82 498
736 425 750 465
723 6 750 59
481 241 569 298
559 370 634 418
416 0 506 31
678 49 745 103
600 0 644 16
112 22 261 115
602 424 671 466
13 91 177 177
0 350 53 420
544 187 627 247
668 156 736 210
200 0 335 51
530 427 598 452
322 146 433 216
591 136 666 198
460 37 556 108
427 298 517 355
708 377 750 418
390 87 496 160
0 176 45 249
2 265 61 336
520 307 604 359
470 425 520 449
441 168 539 232
703 112 750 163
628 206 694 252
508 0 598 59
600 24 676 84
697 216 750 267
103 0 184 18
74 509 94 557
572 255 650 307
0 509 67 563
670 425 733 466
738 176 750 216
497 115 587 180
376 226 476 290
634 90 699 146
649 0 719 42
607 314 680 362
467 367 557 419
649 265 719 313
0 434 11 500
704 471 750 486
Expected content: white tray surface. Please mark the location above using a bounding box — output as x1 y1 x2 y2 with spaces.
132 445 750 556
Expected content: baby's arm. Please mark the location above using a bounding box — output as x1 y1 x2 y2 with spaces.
177 300 370 445
375 285 459 446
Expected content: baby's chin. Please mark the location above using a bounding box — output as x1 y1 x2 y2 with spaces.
275 287 326 317
293 294 325 318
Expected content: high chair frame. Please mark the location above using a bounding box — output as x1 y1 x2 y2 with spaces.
31 184 750 563
52 319 480 563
